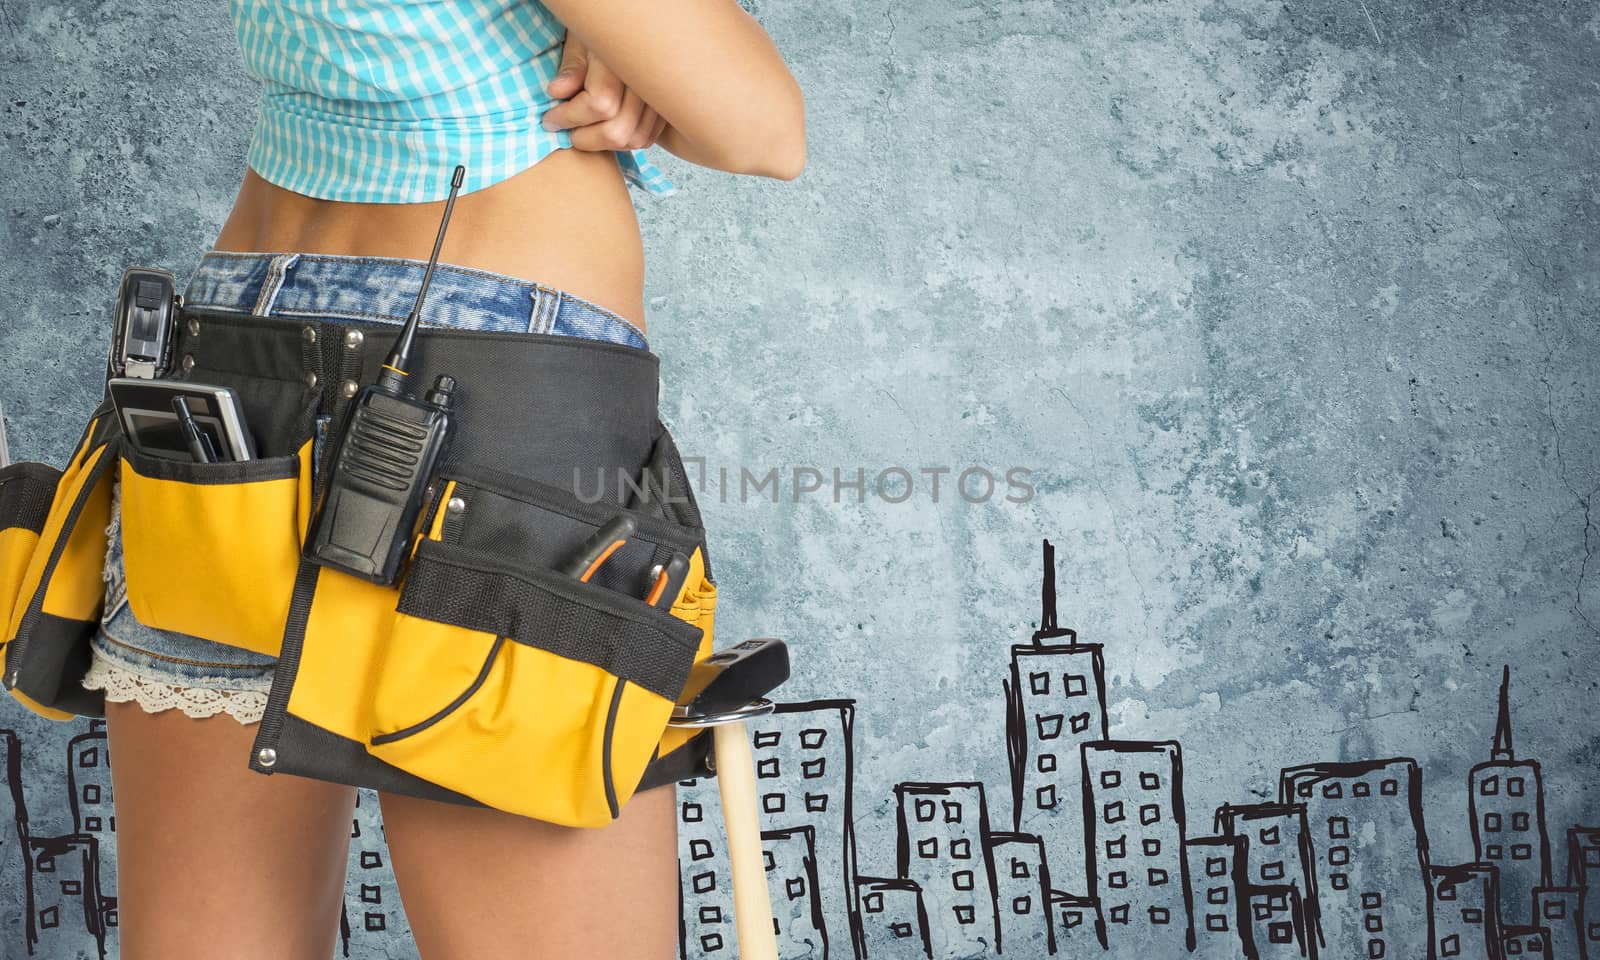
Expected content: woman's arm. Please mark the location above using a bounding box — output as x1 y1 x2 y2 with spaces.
537 0 806 180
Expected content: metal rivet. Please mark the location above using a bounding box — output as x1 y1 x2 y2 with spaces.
304 370 318 389
340 379 359 399
704 753 716 774
180 353 195 371
256 747 277 767
344 329 364 349
185 316 200 336
302 325 317 345
446 496 466 514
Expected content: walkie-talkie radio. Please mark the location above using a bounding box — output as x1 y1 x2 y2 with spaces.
302 165 466 585
110 267 180 379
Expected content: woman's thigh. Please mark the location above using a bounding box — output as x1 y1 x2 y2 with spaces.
380 782 680 958
105 700 357 959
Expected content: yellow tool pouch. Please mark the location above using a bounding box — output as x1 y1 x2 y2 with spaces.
0 398 121 720
98 309 723 827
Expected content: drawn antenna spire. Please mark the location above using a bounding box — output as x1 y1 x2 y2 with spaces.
1032 538 1077 645
1492 663 1514 762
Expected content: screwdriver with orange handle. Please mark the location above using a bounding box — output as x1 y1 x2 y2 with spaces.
559 515 637 582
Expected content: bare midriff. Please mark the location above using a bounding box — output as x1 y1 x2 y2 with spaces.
212 148 649 334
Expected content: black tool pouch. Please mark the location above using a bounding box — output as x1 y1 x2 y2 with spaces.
130 311 728 828
0 395 121 719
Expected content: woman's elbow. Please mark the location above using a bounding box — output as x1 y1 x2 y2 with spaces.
742 89 807 180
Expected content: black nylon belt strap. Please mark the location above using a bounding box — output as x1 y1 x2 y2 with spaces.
0 463 60 534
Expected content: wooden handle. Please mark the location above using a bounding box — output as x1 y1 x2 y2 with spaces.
714 721 778 960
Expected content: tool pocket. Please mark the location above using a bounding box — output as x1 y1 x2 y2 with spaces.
359 462 709 827
116 434 316 658
2 404 121 719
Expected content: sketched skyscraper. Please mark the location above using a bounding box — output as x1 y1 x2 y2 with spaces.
1568 826 1600 959
1280 758 1432 960
1469 667 1549 927
1004 540 1108 897
894 781 999 958
1429 863 1501 960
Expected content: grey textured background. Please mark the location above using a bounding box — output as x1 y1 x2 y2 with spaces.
0 0 1596 958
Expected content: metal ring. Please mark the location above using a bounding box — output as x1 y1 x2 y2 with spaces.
666 697 777 728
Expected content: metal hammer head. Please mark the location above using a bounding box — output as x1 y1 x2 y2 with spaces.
671 637 790 723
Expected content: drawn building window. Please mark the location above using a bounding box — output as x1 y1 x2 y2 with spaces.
1588 849 1600 867
805 793 828 813
1437 886 1457 901
1508 943 1524 957
916 798 936 821
85 817 102 831
754 730 781 748
1065 674 1087 696
1588 922 1600 940
1037 753 1057 773
757 758 781 778
1362 892 1383 909
1109 904 1129 924
954 904 975 925
365 913 386 932
800 729 826 749
1101 771 1121 789
1354 782 1371 797
1441 934 1460 957
1268 893 1287 911
82 784 100 804
1012 857 1030 878
1037 714 1064 739
952 838 972 859
36 855 53 873
684 801 706 822
701 905 725 923
1037 784 1057 809
1140 772 1160 790
1298 783 1313 798
1109 871 1128 889
1368 937 1386 958
79 748 98 767
1104 801 1125 824
61 880 80 895
1366 914 1384 933
1330 846 1351 866
1142 838 1160 856
1323 783 1343 799
1206 856 1227 877
1508 777 1525 797
1070 713 1091 733
691 838 714 861
1462 909 1482 923
1381 779 1398 795
1487 845 1504 859
1331 816 1350 839
39 907 58 930
1207 915 1229 932
1332 873 1349 890
1150 906 1170 924
1545 901 1567 920
1030 671 1050 695
700 932 725 952
360 884 381 904
693 871 717 893
918 838 938 859
1208 887 1229 904
1140 804 1161 825
864 893 884 913
1106 838 1126 859
1148 868 1168 886
1260 826 1280 845
1485 813 1502 832
1253 902 1272 922
801 757 826 779
890 922 912 938
1269 922 1294 944
1513 812 1530 831
762 793 785 814
1064 910 1084 929
954 870 974 891
943 801 962 823
1481 776 1499 795
1263 861 1285 880
105 909 117 928
786 877 806 900
1014 895 1032 915
360 851 382 869
765 851 776 871
1512 844 1533 860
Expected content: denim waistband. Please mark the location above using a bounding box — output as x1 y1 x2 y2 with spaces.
182 250 649 351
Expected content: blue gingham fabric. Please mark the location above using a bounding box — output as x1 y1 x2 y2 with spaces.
228 0 677 202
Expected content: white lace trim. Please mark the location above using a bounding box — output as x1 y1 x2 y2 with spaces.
82 653 269 724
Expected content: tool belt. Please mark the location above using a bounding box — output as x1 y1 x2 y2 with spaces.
1 308 719 827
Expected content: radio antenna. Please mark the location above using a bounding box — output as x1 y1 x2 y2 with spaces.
378 164 466 394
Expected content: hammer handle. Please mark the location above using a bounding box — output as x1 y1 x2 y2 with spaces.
714 721 778 960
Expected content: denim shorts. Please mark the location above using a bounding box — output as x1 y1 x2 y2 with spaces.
82 250 650 723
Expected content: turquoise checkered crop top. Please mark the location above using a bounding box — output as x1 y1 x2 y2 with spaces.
228 0 676 203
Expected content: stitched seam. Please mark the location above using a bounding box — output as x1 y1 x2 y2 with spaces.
97 630 273 671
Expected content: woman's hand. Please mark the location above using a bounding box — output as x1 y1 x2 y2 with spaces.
541 32 667 151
